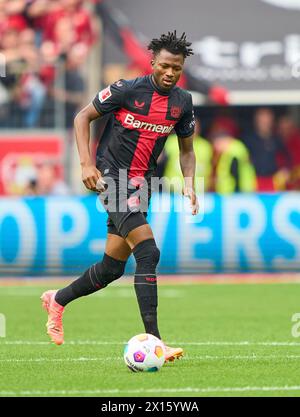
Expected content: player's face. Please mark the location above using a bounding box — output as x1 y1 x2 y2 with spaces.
151 49 184 90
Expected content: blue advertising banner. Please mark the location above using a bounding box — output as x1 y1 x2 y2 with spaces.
0 193 300 276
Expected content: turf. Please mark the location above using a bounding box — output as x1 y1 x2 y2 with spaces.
0 280 300 397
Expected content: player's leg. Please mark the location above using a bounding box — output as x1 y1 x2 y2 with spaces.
41 232 131 345
54 233 130 306
100 179 163 340
123 222 183 361
122 222 160 336
105 232 132 260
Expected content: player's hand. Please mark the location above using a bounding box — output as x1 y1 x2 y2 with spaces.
183 186 199 215
81 165 106 192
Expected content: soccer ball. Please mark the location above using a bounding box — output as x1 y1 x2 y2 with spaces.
124 333 166 372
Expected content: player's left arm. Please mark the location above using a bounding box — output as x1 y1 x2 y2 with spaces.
178 135 199 215
175 93 199 215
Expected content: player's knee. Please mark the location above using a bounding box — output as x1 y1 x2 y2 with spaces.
133 239 160 268
91 254 126 288
150 245 160 266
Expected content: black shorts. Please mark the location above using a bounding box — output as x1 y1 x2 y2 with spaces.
98 176 151 238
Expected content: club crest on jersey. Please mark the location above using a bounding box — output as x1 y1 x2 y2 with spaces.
98 86 112 103
170 106 182 118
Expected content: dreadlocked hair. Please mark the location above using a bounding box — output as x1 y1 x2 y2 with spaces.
147 30 194 58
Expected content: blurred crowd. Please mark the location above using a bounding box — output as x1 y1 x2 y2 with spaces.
15 107 300 196
0 0 97 128
0 2 299 195
161 107 300 193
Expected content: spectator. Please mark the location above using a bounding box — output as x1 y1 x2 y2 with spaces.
208 108 240 139
0 0 27 39
0 0 98 128
0 12 46 127
277 115 300 190
24 161 70 195
244 108 291 191
25 1 61 37
16 28 46 127
163 118 213 193
0 26 25 126
49 43 87 128
212 131 256 194
42 0 95 57
277 115 300 168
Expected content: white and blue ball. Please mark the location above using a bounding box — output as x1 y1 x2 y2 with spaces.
124 333 166 372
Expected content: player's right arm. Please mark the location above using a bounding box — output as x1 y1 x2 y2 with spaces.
75 80 127 191
74 103 104 192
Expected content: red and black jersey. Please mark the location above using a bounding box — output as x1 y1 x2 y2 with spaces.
92 75 195 180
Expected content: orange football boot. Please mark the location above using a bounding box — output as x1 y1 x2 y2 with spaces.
41 290 64 345
164 345 184 362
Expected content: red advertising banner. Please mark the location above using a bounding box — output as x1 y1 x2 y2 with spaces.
0 133 64 195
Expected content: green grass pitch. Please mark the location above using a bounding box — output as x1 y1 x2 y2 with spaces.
1 280 300 397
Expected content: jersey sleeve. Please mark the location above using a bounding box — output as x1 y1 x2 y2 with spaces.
174 93 195 138
92 80 127 114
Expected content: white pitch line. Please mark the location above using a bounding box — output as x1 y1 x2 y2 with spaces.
192 355 300 360
1 354 300 364
1 340 125 345
2 340 300 346
0 357 121 363
1 385 300 396
169 341 300 346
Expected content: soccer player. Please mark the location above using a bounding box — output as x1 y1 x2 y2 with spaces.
41 31 199 361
